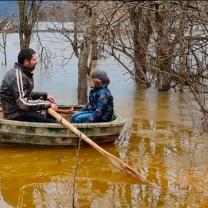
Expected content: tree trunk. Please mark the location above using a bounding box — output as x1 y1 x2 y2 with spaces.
0 19 9 65
78 42 90 104
72 2 79 58
89 11 98 70
77 6 91 105
156 41 172 91
154 2 186 91
155 4 172 91
91 12 98 61
2 32 7 65
19 30 32 48
18 0 42 49
129 7 152 86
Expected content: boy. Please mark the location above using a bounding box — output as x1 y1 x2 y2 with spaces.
71 70 114 123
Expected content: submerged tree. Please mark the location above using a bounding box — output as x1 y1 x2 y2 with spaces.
87 0 208 129
43 1 98 104
28 0 208 129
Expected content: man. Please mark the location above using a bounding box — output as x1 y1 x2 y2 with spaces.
0 48 58 122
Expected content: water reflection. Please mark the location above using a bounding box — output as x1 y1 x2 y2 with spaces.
128 120 208 207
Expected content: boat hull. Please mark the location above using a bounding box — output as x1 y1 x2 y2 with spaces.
0 106 125 146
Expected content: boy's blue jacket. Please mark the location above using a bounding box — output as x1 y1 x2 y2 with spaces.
81 85 114 122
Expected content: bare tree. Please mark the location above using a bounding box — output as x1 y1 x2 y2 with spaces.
77 4 96 104
88 10 99 72
129 3 152 86
0 18 10 65
43 1 97 104
93 1 153 85
0 31 7 66
18 0 42 49
27 0 208 129
151 2 187 90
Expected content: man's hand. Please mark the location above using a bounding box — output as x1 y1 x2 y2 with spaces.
47 95 58 111
47 95 57 104
50 103 58 111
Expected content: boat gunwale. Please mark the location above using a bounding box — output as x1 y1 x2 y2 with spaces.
0 105 125 129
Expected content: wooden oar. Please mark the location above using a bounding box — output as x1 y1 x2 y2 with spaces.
48 108 159 188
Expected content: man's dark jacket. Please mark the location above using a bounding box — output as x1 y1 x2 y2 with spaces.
0 63 51 119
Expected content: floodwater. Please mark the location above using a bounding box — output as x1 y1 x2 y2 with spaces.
0 33 207 207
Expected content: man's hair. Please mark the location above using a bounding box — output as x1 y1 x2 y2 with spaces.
18 48 36 64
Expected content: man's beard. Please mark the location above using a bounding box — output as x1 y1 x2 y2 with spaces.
30 64 36 70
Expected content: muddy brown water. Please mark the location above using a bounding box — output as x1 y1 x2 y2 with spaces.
0 44 207 207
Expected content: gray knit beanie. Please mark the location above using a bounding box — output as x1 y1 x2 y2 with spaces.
91 70 110 85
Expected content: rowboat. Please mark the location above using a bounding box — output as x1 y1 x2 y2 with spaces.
0 105 125 146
